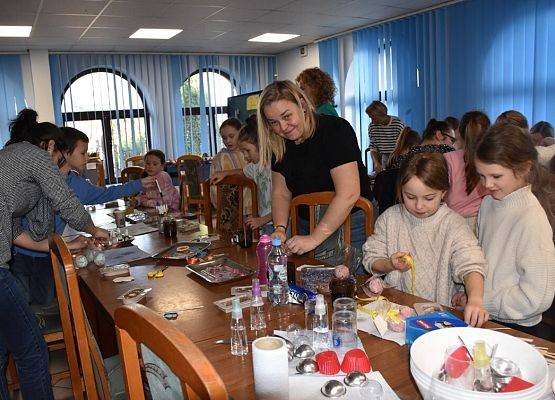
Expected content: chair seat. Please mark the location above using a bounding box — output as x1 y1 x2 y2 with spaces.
104 355 125 400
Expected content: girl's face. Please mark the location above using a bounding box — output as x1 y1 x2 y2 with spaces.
220 126 240 151
64 140 89 170
402 176 445 218
475 159 529 200
239 141 259 164
263 99 305 143
144 154 164 176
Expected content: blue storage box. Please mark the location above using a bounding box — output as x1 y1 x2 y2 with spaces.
405 311 467 346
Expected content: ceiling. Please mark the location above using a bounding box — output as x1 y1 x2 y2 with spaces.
0 0 449 55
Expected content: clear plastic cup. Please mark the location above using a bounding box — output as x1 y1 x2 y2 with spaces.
332 310 357 349
333 297 356 313
444 345 474 389
304 298 317 331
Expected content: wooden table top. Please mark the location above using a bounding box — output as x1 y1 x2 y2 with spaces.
78 206 555 400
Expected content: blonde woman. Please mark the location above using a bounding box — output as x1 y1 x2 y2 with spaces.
258 80 372 257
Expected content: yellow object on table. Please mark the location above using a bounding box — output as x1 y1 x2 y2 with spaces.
147 270 165 279
402 254 415 295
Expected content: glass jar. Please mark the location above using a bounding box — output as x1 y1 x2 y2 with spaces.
329 276 356 302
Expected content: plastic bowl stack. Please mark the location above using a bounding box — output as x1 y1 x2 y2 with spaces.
410 327 548 400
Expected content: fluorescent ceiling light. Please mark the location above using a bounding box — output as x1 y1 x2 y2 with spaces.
0 26 32 38
248 33 299 43
129 28 182 39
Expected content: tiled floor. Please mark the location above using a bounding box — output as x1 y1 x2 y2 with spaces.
9 349 74 400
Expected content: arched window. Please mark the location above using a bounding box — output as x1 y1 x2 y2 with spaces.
61 69 150 182
180 70 237 155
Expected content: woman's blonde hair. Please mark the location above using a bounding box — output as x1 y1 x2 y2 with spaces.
257 80 316 167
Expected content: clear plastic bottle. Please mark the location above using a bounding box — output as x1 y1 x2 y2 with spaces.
312 294 330 351
473 340 493 391
256 234 272 285
230 298 248 356
267 238 288 305
250 278 266 331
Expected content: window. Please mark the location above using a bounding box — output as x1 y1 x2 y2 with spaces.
180 70 237 156
61 69 150 182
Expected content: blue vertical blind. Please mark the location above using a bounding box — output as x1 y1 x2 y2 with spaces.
0 55 26 145
322 0 555 143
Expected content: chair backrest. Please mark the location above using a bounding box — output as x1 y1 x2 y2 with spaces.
49 234 111 400
175 155 204 212
125 155 144 168
290 192 374 256
115 304 228 400
82 158 106 187
210 175 258 238
121 166 145 184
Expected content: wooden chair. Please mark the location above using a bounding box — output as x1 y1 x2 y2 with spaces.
175 155 204 215
82 157 105 186
208 175 259 238
290 192 374 258
125 155 144 168
121 166 145 184
115 304 228 400
49 234 124 400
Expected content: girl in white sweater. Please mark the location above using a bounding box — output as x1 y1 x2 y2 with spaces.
470 123 555 338
363 153 488 327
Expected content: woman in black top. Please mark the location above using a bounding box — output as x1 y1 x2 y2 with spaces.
258 80 372 255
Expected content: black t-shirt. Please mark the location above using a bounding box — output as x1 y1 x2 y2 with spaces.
272 114 373 202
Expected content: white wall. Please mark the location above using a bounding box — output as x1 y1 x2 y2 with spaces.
276 43 319 81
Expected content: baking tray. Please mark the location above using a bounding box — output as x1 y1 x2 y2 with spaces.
126 212 148 223
186 258 254 283
151 241 210 260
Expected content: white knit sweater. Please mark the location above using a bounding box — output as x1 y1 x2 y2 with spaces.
478 186 555 326
362 204 486 306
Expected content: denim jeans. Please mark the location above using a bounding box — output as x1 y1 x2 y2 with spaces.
10 253 55 306
0 268 53 400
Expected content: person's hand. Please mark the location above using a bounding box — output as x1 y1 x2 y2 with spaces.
285 235 319 255
390 251 412 272
66 235 90 252
245 216 265 229
210 171 227 184
141 176 156 188
92 227 109 244
463 297 489 327
373 162 383 175
271 228 286 243
451 292 468 311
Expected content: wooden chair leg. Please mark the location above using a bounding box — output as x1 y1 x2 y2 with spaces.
7 353 19 393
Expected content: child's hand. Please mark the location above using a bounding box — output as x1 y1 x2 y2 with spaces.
210 171 227 184
245 216 265 229
464 297 489 327
141 176 156 188
390 252 412 272
451 292 467 311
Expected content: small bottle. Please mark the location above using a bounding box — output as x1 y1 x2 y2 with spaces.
473 340 493 392
313 294 330 351
250 278 266 331
230 298 248 356
267 238 288 306
256 235 272 285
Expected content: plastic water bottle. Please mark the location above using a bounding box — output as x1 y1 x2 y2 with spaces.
313 294 330 351
250 278 266 331
230 298 248 356
256 234 272 285
267 238 288 305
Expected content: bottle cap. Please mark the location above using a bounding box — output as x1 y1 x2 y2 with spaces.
259 234 272 244
315 294 326 315
231 298 243 319
252 278 261 297
271 238 282 246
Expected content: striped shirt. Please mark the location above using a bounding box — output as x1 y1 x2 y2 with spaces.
368 116 405 155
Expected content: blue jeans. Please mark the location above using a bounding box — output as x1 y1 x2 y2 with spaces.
10 253 55 306
0 268 53 400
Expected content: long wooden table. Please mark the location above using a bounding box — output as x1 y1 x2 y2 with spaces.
78 206 555 399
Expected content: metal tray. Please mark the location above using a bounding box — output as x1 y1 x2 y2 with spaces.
186 258 254 284
151 241 210 260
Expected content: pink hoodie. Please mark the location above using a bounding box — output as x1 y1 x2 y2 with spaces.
135 171 180 211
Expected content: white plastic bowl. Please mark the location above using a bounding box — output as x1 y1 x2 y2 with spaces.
409 327 548 400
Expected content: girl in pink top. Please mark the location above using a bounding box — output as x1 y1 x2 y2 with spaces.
445 111 491 231
135 150 180 211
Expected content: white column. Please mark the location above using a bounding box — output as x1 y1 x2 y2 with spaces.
28 50 55 123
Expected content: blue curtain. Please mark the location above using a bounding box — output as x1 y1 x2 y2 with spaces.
348 0 555 137
50 53 276 164
318 38 341 110
0 55 26 145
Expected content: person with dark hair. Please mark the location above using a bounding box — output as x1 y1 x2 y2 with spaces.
387 127 420 169
531 121 554 139
444 111 491 231
11 127 155 307
0 108 108 399
362 152 488 327
135 149 179 210
365 100 405 173
472 123 554 340
296 67 338 117
495 110 529 130
391 118 455 169
444 116 461 149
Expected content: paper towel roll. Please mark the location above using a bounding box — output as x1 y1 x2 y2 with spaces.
252 337 289 400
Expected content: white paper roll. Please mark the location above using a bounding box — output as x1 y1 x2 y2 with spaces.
252 337 289 400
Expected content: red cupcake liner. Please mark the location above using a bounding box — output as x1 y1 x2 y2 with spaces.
315 351 341 375
341 348 372 373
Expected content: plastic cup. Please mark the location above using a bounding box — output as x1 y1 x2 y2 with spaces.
332 310 357 350
304 298 317 331
444 345 474 389
333 297 356 312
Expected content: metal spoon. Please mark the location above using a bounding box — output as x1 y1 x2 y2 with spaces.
457 335 474 361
